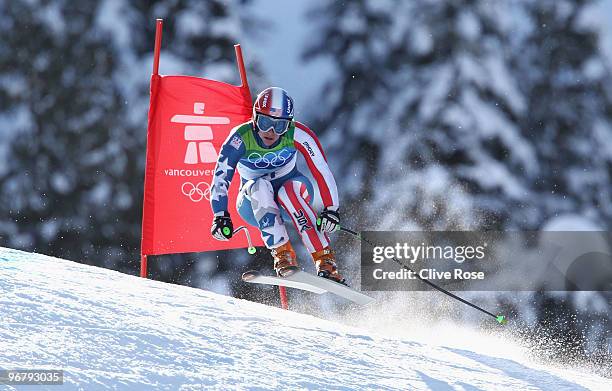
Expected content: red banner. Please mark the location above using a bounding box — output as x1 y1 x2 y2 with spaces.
141 74 263 255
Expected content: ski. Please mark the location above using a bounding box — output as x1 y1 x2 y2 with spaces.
242 270 374 305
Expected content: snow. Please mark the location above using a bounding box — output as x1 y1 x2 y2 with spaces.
176 10 206 37
1 247 609 390
36 1 65 37
541 214 603 231
411 26 434 55
594 5 612 104
457 9 481 41
338 6 368 35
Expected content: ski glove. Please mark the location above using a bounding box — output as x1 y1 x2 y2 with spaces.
211 212 233 241
317 208 340 233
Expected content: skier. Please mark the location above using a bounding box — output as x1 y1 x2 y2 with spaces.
209 87 344 283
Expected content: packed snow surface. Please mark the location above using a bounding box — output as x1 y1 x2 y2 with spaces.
0 247 609 390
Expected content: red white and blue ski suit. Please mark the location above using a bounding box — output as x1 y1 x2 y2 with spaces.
210 120 338 252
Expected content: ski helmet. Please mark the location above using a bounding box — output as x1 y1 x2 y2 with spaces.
253 87 294 120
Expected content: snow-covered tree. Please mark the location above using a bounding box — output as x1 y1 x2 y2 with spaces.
0 0 261 289
0 0 127 263
514 0 612 228
306 0 612 232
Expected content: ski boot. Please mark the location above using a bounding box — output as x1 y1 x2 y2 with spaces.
271 241 298 277
312 246 346 285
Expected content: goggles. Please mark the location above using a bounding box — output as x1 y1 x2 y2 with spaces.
255 114 291 135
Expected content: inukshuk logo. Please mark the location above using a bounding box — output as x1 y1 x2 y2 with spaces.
171 102 230 164
168 102 230 202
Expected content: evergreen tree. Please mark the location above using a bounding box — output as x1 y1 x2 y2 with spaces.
306 0 612 231
515 0 612 228
0 0 262 293
0 0 127 265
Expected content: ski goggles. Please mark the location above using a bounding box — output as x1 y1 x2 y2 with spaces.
255 114 292 135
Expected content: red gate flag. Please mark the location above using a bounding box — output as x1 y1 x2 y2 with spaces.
141 20 263 262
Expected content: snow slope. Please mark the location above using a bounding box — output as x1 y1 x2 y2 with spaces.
0 247 609 390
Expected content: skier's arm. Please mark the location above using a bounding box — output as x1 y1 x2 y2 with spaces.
293 122 339 210
210 130 245 216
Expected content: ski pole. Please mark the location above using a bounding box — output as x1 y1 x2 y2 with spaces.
225 226 257 254
337 226 507 325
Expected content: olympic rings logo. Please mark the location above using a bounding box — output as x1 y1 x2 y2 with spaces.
247 149 293 168
181 181 211 202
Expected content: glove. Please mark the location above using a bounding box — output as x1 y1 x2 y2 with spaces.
211 212 233 241
317 208 340 233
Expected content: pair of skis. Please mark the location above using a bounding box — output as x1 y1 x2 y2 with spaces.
232 225 373 306
242 269 374 306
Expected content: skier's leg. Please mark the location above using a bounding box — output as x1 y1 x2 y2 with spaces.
244 177 297 275
243 178 288 248
276 179 329 253
277 177 344 283
236 182 258 227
